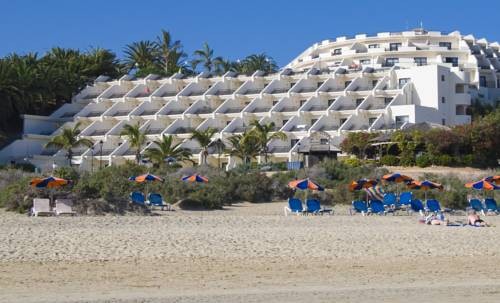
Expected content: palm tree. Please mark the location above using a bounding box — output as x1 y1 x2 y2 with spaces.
123 40 160 73
144 134 193 167
227 131 260 164
45 122 93 166
249 120 287 163
120 123 146 164
241 54 278 74
209 138 226 169
191 42 223 73
155 30 186 76
190 128 217 166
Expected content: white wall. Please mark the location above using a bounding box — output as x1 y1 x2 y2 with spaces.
23 116 64 135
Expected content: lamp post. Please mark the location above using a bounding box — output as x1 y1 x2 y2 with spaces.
98 140 104 170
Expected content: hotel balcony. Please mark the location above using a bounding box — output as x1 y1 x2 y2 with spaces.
281 116 311 133
157 100 189 117
222 117 253 134
262 79 292 96
205 81 242 97
289 79 321 96
267 139 293 154
179 82 209 97
185 99 222 118
129 100 165 117
241 97 274 115
214 98 248 117
316 78 345 95
271 97 302 114
299 96 331 112
328 96 357 112
125 84 157 100
102 101 139 119
80 120 117 138
99 84 132 101
164 118 201 138
151 82 181 100
196 117 229 133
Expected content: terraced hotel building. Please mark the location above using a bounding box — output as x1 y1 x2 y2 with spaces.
1 28 499 171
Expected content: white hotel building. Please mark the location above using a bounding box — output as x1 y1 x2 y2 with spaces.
1 28 499 171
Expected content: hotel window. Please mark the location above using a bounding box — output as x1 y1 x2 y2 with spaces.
441 97 446 104
333 48 342 55
395 115 409 127
384 97 393 105
385 58 399 67
317 81 324 88
398 78 410 89
311 119 318 125
439 42 452 50
389 43 402 51
272 101 278 106
300 99 307 107
290 82 296 88
320 138 328 145
340 118 347 125
368 44 379 48
226 121 231 125
360 59 371 65
290 139 299 147
414 57 427 66
282 120 288 126
344 81 352 88
442 119 446 125
372 80 378 88
445 57 458 67
480 76 487 87
369 117 377 125
356 98 364 107
328 99 335 106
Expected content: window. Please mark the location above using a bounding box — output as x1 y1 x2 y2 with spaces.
445 57 458 67
226 121 231 125
333 48 342 55
368 44 379 48
389 43 402 51
282 120 288 126
340 118 347 125
442 119 446 126
480 76 487 87
320 138 329 145
398 78 410 89
441 75 445 82
317 81 324 88
300 100 306 106
441 97 446 104
385 58 399 67
497 79 500 88
372 80 378 87
455 84 465 93
290 139 299 147
311 119 318 125
344 81 352 88
328 99 335 106
414 57 427 66
456 105 467 115
395 115 409 127
356 98 364 107
290 82 296 88
384 97 393 105
439 42 452 50
360 59 371 65
369 117 377 125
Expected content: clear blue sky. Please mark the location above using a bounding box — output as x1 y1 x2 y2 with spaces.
1 0 499 67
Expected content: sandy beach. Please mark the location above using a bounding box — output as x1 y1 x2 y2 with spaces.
1 202 500 303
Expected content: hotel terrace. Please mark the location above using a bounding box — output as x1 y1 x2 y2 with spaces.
1 28 500 171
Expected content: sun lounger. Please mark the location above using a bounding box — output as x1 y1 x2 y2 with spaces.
399 192 412 207
31 198 53 217
284 198 305 216
468 198 486 216
425 199 442 214
383 193 397 209
147 193 171 211
484 198 498 215
350 200 369 216
409 199 424 216
54 199 76 216
130 192 146 206
306 199 333 215
369 200 387 215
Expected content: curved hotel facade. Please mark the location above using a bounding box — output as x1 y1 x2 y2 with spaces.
1 28 499 171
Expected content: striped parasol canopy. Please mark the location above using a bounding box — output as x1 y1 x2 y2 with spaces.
30 176 70 188
483 176 500 185
349 178 378 191
182 174 209 183
406 180 443 191
288 178 324 191
129 173 164 183
382 173 413 183
465 180 500 191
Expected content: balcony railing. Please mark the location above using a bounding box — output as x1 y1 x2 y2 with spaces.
133 91 151 98
268 146 290 153
72 149 88 156
186 90 206 96
289 125 310 132
60 112 78 118
296 87 316 93
160 91 177 97
251 106 271 113
242 88 262 95
336 104 356 110
223 107 244 113
140 109 159 116
270 88 289 94
164 109 185 115
172 127 193 134
89 129 108 136
215 89 235 95
82 92 101 99
145 128 164 135
85 111 105 117
232 126 249 133
365 103 386 110
324 87 343 92
318 125 339 131
112 110 131 116
122 149 137 156
39 149 59 156
308 105 329 111
108 92 127 99
279 106 300 112
193 107 214 114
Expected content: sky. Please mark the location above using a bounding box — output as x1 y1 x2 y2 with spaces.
1 0 499 67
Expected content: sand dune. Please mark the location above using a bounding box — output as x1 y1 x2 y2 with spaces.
1 203 500 303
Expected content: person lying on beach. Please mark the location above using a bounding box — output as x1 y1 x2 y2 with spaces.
423 213 448 225
468 211 488 227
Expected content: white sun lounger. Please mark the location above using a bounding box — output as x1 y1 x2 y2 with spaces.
54 199 76 216
31 198 54 217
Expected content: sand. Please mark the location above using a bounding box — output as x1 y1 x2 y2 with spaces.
1 203 500 303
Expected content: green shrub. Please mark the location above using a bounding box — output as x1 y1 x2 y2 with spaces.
416 154 432 167
380 155 399 166
435 154 453 166
342 157 362 167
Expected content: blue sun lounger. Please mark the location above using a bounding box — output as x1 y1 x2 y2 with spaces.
383 193 397 209
130 191 146 206
425 199 442 214
399 192 413 207
468 198 486 216
485 198 498 215
306 199 333 215
409 199 424 216
350 200 369 216
284 198 305 216
369 200 387 215
147 193 171 211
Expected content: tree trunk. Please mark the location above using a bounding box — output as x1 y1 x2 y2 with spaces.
67 149 73 167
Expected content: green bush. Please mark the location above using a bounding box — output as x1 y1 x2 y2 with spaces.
342 157 362 167
434 154 453 166
380 155 399 166
416 154 432 167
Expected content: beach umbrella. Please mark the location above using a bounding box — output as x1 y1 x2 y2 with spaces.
30 176 71 203
465 179 499 200
182 174 209 183
30 176 71 188
406 180 443 200
349 179 380 201
129 173 164 197
288 178 324 191
483 176 500 185
382 173 413 195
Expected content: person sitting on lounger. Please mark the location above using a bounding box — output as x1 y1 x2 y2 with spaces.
424 213 448 225
468 210 488 227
